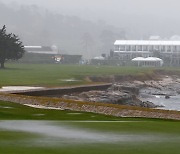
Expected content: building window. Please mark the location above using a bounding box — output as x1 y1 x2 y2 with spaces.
173 46 177 52
161 46 165 52
131 45 136 51
149 46 153 51
177 46 180 52
115 45 119 51
138 45 142 51
126 45 131 51
154 46 160 51
143 45 148 51
120 45 125 51
167 46 171 52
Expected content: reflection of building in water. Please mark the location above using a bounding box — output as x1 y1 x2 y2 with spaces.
111 40 180 66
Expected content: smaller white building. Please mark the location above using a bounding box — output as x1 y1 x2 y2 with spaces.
93 56 105 60
132 57 163 67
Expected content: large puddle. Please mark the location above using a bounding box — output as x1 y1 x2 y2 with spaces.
0 120 165 146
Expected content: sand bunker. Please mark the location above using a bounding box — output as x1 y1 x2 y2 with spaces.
24 104 64 110
0 86 44 92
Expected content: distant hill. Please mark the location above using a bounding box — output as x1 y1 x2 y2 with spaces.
0 2 125 58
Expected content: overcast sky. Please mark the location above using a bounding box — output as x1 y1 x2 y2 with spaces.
1 0 180 38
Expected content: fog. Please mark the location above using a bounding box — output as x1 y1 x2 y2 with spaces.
1 0 180 57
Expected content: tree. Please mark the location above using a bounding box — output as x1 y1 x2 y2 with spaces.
0 25 25 68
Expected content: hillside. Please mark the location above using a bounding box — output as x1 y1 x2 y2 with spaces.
0 2 126 58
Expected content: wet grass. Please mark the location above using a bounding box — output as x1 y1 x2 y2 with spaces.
0 100 122 121
0 64 180 153
0 63 179 87
0 63 156 87
0 100 180 154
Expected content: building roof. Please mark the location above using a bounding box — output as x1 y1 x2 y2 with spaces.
132 57 163 62
114 50 150 53
24 46 42 48
170 35 180 40
24 46 58 55
114 40 180 46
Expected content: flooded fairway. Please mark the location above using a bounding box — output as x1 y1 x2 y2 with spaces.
0 100 180 154
0 120 174 147
0 120 180 154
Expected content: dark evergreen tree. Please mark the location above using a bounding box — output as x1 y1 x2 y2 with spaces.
0 25 25 68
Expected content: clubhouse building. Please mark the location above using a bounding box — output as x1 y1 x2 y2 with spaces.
112 40 180 66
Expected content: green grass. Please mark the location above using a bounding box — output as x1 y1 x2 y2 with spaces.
0 100 180 154
0 100 122 121
0 63 180 87
0 63 157 87
0 64 180 154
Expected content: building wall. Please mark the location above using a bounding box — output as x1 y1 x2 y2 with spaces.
113 40 180 66
19 53 55 63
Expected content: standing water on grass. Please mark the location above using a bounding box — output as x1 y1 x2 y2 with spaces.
0 120 162 147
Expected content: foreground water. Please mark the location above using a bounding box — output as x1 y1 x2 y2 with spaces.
0 120 169 147
0 120 179 154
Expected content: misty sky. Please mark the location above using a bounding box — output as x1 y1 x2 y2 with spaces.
1 0 180 38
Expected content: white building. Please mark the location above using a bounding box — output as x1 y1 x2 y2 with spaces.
113 40 180 66
114 40 180 53
132 57 163 67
